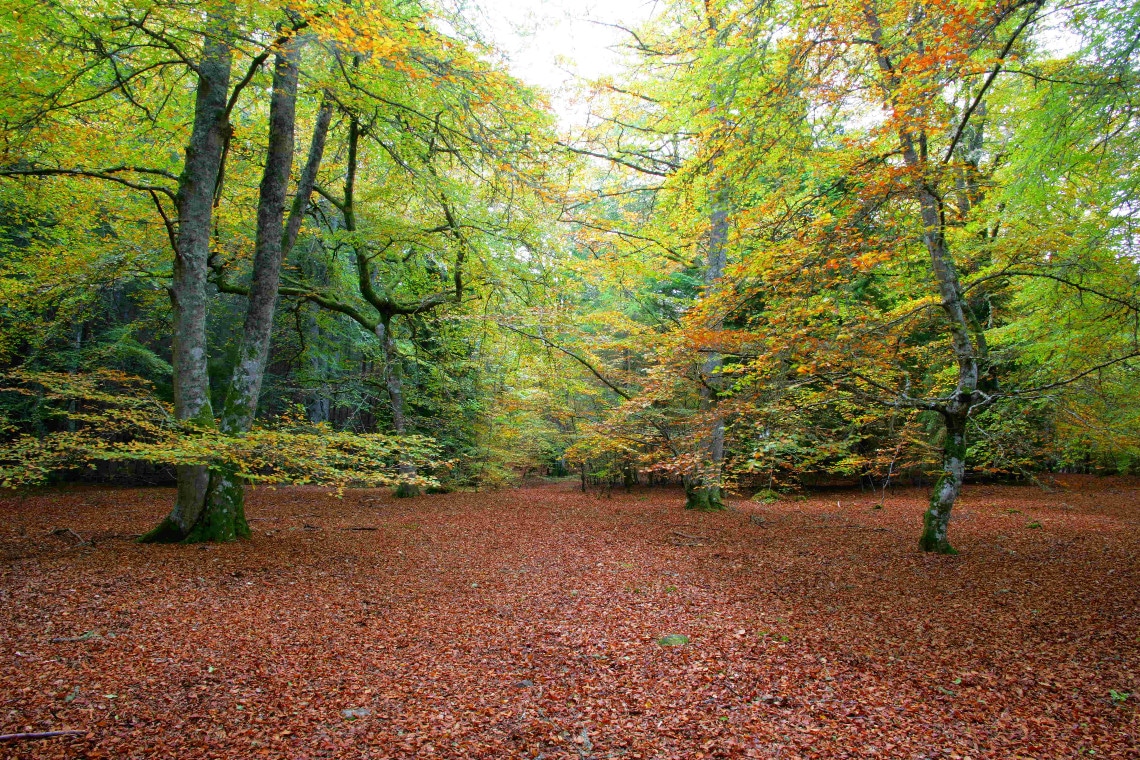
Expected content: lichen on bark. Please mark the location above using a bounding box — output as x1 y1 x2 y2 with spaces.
919 413 967 554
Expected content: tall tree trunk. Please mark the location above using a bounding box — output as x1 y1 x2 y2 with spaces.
911 181 978 554
306 306 332 423
66 323 84 433
299 187 338 425
141 7 235 543
189 32 305 543
146 30 331 542
217 34 303 436
378 318 420 497
865 3 979 553
196 45 334 541
686 188 728 511
338 115 420 497
920 410 966 554
687 3 728 512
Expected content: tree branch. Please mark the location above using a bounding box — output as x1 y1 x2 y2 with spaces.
1002 352 1140 397
0 166 177 201
148 190 179 254
498 323 633 400
942 0 1043 164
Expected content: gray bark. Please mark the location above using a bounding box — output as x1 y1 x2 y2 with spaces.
67 323 83 433
920 412 966 554
865 2 979 552
219 33 303 434
687 186 728 511
378 320 408 435
285 98 333 256
901 126 978 555
148 26 332 542
194 38 334 541
189 32 304 543
687 7 728 511
170 10 233 431
377 318 420 497
142 8 235 542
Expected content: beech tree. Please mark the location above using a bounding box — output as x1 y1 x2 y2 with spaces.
2 0 1138 555
559 0 1140 549
0 0 554 538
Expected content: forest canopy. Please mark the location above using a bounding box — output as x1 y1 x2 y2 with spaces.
0 0 1138 552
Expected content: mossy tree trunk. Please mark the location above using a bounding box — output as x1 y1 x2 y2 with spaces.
192 33 307 542
379 318 420 498
684 476 725 511
686 185 728 512
139 7 234 544
145 30 326 543
186 468 252 543
919 411 967 554
685 4 730 513
865 3 984 552
907 175 979 553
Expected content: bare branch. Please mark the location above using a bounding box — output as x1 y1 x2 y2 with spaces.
0 166 177 201
942 0 1043 164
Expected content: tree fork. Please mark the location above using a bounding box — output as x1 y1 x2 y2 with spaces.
141 6 235 542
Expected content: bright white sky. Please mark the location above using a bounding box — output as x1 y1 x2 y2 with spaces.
460 0 1083 130
465 0 662 128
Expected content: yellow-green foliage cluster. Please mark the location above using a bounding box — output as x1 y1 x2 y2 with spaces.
0 370 443 490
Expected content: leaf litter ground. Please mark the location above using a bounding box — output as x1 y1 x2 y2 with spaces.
1 476 1138 758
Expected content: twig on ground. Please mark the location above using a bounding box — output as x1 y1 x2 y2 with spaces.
0 730 86 742
49 631 100 643
49 528 89 546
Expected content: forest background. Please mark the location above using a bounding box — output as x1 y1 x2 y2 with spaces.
0 0 1138 554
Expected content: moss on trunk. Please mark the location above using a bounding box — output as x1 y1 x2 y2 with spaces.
137 516 186 544
138 469 250 544
918 479 959 554
685 482 726 512
394 482 421 498
919 412 967 554
181 469 251 543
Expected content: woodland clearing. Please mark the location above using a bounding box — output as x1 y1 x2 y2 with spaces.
1 478 1138 759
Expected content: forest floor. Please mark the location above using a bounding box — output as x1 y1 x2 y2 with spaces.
1 477 1138 759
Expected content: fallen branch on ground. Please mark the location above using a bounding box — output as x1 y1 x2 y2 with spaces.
0 730 86 742
49 528 88 546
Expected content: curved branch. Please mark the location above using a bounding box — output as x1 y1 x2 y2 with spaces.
963 268 1140 314
0 166 178 201
1001 351 1140 397
498 322 633 400
560 143 675 177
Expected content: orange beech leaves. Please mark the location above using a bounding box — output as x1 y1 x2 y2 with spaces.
2 479 1138 758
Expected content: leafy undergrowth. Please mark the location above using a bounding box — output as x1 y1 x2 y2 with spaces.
1 477 1138 759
